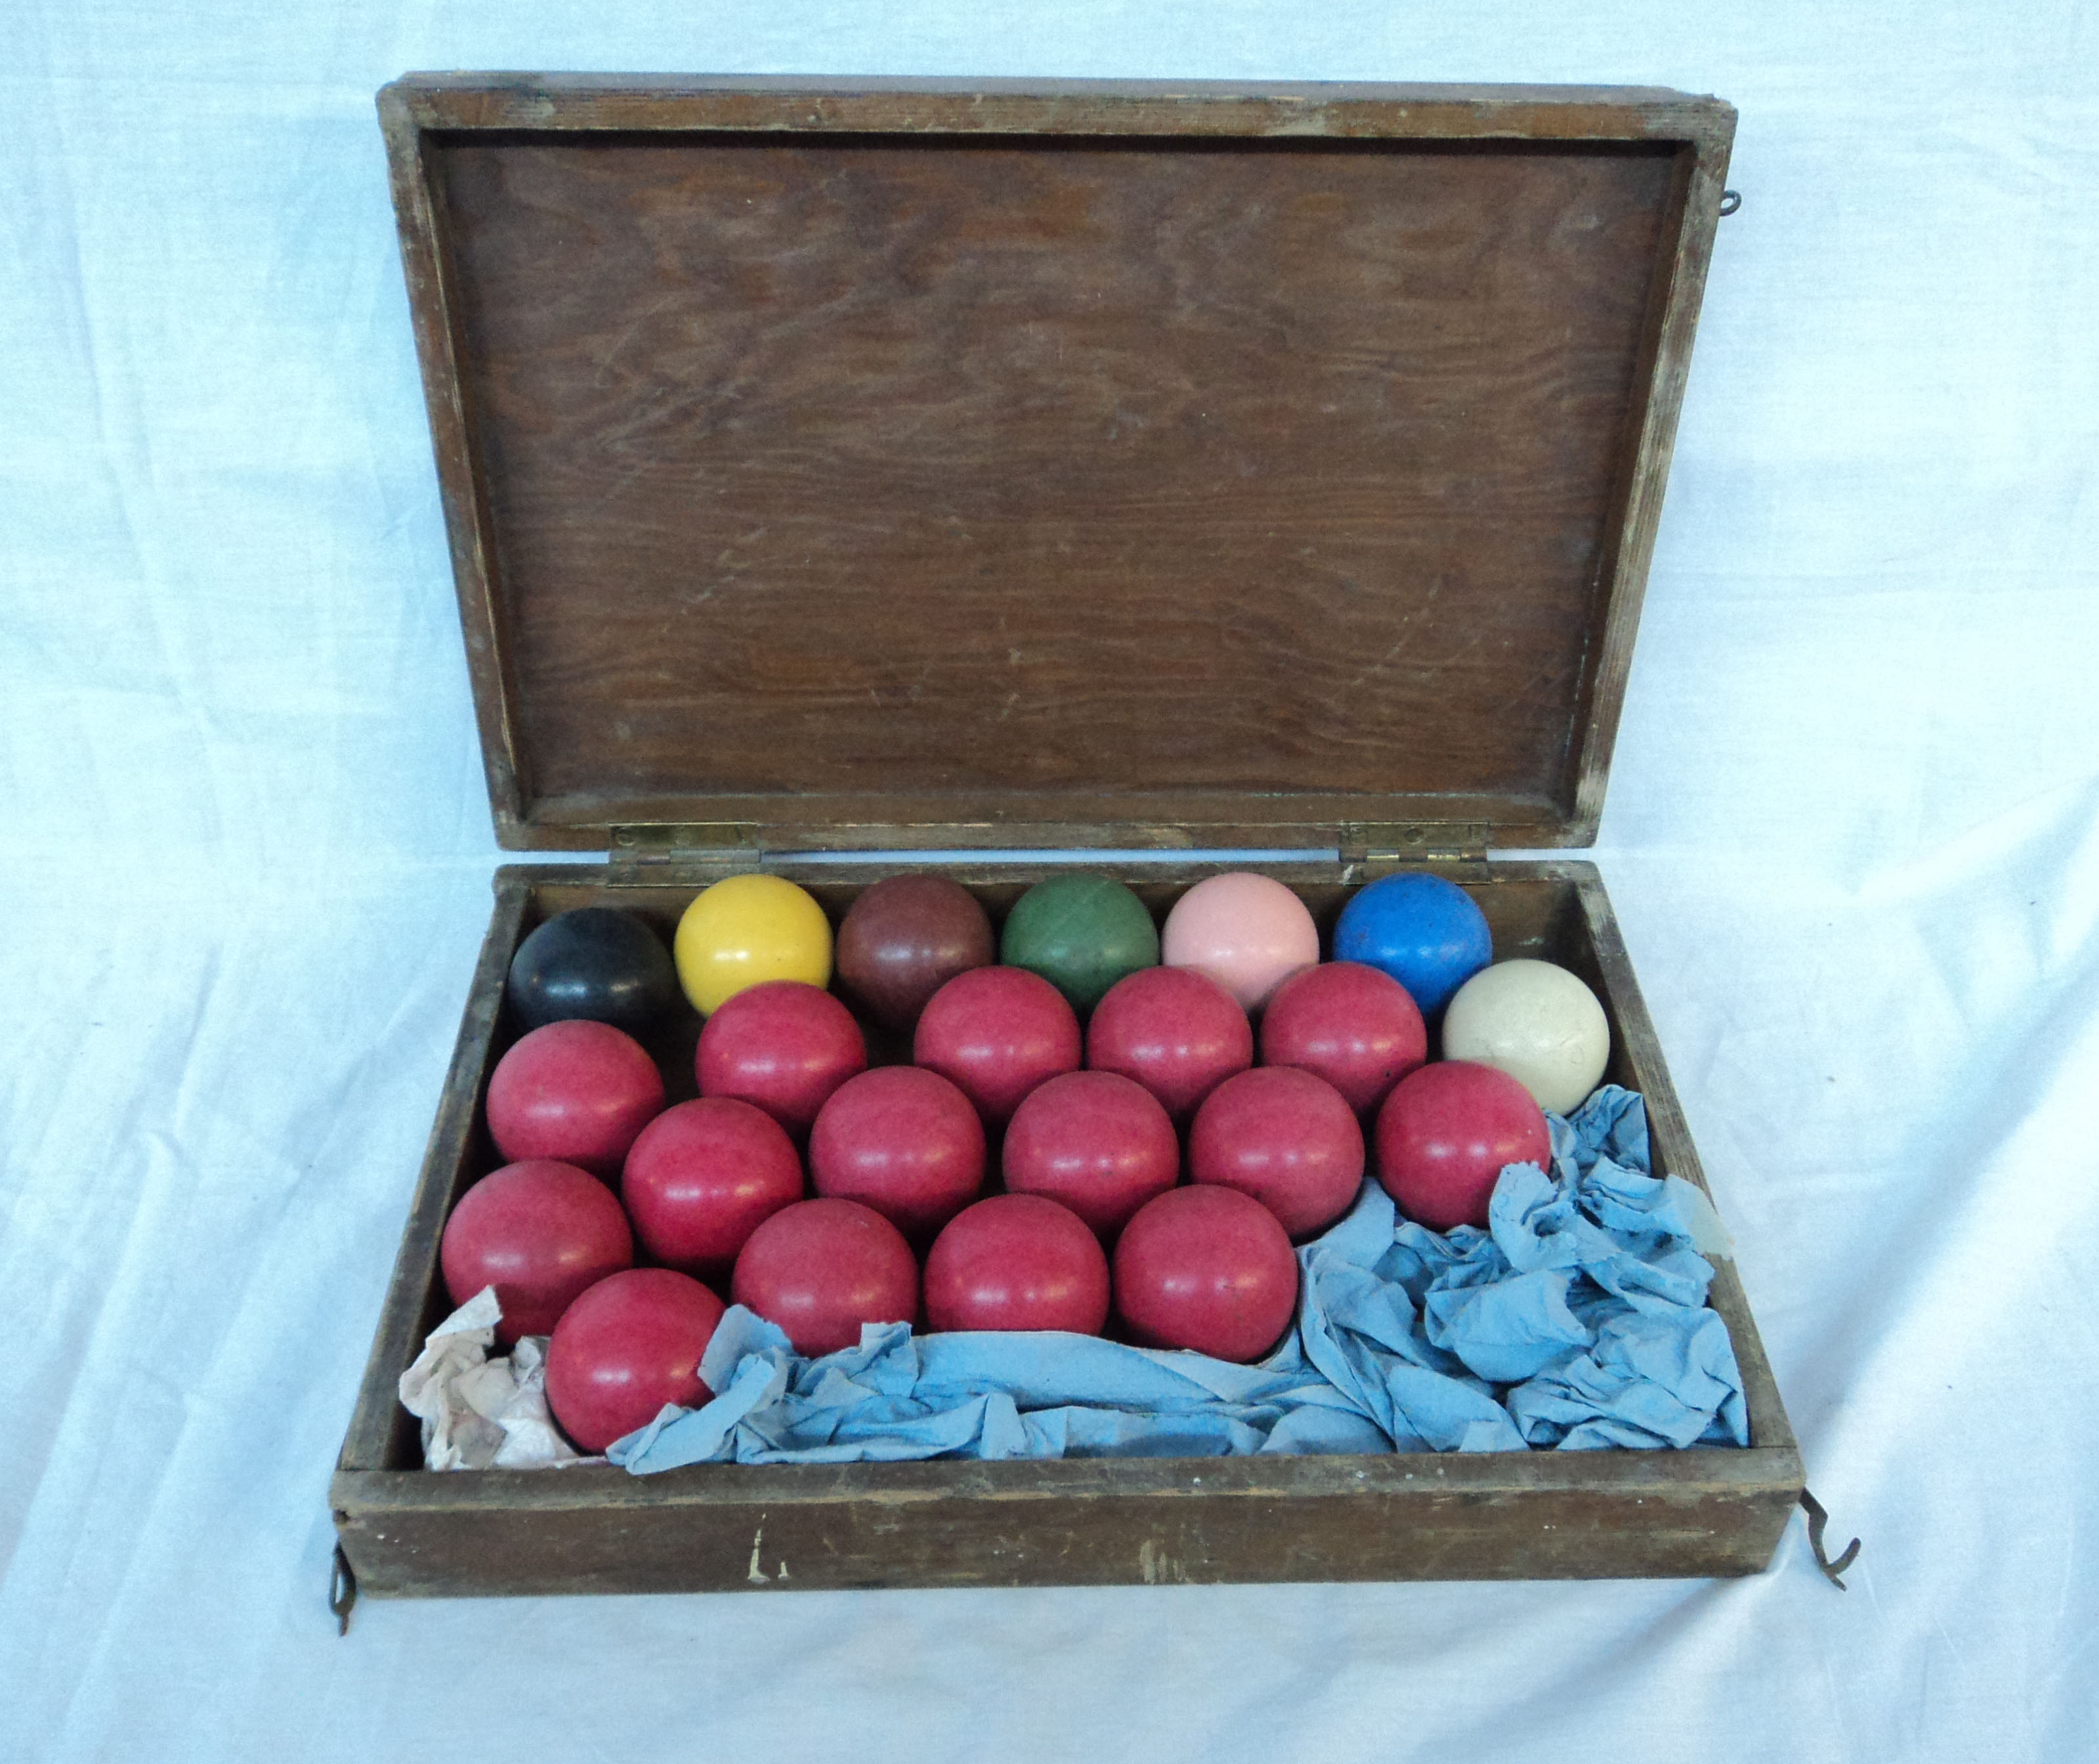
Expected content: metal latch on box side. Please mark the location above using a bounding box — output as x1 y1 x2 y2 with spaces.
1339 822 1491 880
608 822 764 877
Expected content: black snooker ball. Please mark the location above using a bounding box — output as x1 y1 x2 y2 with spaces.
507 908 681 1036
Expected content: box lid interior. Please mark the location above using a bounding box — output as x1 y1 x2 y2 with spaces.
381 76 1735 853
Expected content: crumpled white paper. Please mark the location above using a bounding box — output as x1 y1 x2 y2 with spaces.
396 1287 587 1470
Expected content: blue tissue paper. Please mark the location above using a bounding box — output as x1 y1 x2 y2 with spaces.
610 1086 1749 1473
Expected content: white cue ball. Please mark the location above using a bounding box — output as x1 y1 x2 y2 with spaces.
1440 959 1610 1116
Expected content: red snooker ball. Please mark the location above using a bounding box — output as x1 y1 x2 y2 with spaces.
696 980 868 1137
1086 965 1253 1123
622 1097 805 1280
924 1195 1111 1335
440 1159 635 1343
732 1197 919 1357
1112 1185 1300 1363
544 1267 725 1454
1375 1059 1552 1232
1001 1070 1180 1238
485 1019 665 1179
808 1065 986 1241
914 966 1082 1127
1259 961 1427 1117
1189 1066 1365 1239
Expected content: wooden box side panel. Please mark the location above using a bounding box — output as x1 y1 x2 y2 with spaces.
337 883 528 1474
1563 872 1796 1459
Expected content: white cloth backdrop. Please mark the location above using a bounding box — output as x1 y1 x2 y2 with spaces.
3 2 2096 1759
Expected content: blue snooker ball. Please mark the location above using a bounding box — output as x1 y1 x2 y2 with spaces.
1333 874 1492 1015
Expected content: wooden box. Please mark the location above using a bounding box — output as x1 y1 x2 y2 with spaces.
333 74 1803 1599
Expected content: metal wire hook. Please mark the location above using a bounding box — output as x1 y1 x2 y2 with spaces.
329 1543 359 1636
1799 1488 1861 1590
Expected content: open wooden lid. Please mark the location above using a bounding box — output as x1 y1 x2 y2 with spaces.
379 76 1734 854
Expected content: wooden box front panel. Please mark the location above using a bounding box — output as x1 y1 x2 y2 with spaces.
333 862 1802 1596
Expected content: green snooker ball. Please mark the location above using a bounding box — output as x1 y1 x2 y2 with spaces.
1000 875 1161 1017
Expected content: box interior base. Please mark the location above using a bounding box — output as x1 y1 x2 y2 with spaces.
334 860 1802 1594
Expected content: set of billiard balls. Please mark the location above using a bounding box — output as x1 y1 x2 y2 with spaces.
439 869 1613 1454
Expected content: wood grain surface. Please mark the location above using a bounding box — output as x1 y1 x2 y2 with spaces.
333 1451 1797 1595
383 81 1733 847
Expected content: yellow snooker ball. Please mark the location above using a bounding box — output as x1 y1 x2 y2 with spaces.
673 874 833 1016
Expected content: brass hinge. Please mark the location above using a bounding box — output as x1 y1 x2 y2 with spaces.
1339 822 1491 877
608 822 764 875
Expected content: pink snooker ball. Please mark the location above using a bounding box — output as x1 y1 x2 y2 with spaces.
621 1097 805 1280
914 966 1082 1127
1086 965 1252 1123
440 1159 635 1344
1375 1059 1552 1232
1161 872 1321 1014
732 1197 919 1358
1113 1185 1300 1364
808 1065 986 1242
1189 1066 1365 1238
545 1268 725 1454
484 1020 665 1179
924 1195 1111 1335
696 979 867 1137
1001 1070 1181 1238
1260 961 1427 1116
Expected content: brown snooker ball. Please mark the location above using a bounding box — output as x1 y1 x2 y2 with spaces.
834 875 994 1033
